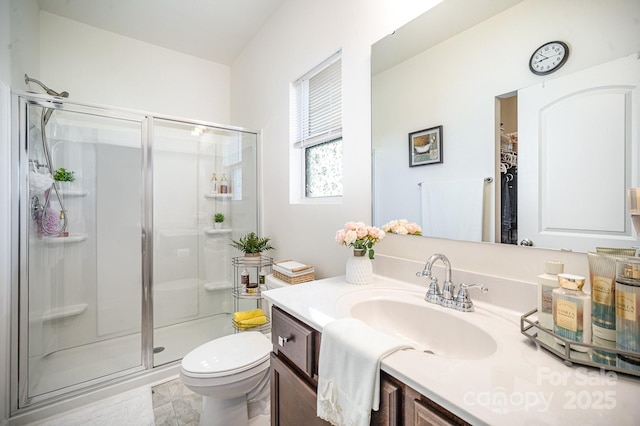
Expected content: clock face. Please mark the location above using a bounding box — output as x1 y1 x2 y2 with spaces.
529 41 569 75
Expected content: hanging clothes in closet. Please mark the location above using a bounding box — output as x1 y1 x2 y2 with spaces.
500 133 518 245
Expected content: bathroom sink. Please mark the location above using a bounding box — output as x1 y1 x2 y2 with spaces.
335 288 497 360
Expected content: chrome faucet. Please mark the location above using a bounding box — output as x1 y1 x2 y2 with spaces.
416 253 488 312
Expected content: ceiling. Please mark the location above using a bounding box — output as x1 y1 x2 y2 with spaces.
37 0 284 65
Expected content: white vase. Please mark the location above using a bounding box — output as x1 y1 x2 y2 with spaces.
345 249 373 285
214 222 222 229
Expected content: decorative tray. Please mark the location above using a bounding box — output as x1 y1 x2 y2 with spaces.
520 308 640 378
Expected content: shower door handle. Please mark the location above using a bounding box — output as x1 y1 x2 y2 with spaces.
141 230 147 255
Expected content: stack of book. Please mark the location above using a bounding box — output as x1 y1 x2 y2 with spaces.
273 260 314 284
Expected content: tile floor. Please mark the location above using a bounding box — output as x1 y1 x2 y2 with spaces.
31 386 155 425
152 378 202 426
26 376 270 425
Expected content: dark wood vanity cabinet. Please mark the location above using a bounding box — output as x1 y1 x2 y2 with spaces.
270 306 327 426
270 306 469 426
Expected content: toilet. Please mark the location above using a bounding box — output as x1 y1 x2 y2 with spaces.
180 331 272 426
179 274 291 426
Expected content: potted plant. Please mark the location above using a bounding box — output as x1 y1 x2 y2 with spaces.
53 167 75 190
213 213 225 229
230 232 274 261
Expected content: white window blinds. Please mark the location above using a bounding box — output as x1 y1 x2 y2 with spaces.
291 51 342 148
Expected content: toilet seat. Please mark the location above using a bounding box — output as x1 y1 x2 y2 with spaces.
181 331 271 379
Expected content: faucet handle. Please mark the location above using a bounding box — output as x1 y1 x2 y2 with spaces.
460 283 488 292
454 283 488 312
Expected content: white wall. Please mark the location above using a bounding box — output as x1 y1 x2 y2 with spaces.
232 0 640 281
231 0 440 278
38 11 230 123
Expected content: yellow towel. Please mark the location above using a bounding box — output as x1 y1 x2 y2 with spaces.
233 308 265 322
233 315 268 330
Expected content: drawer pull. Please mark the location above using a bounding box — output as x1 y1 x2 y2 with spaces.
278 336 289 347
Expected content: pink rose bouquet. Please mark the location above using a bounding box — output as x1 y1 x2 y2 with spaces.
381 219 422 236
335 221 385 259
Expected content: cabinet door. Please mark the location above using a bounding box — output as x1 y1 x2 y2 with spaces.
272 306 316 378
413 399 455 426
405 384 470 426
270 353 330 426
371 375 401 426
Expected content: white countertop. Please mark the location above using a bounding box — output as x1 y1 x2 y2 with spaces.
262 275 640 425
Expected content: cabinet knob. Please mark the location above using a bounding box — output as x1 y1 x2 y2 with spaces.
278 336 289 347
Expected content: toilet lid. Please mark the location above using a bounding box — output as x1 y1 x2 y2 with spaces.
181 331 271 377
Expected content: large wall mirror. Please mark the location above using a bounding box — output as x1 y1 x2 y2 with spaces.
372 0 640 252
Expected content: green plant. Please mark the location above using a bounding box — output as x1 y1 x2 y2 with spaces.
53 168 75 182
230 232 274 254
214 213 225 223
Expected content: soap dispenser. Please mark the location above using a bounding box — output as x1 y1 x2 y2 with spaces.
537 260 564 330
219 173 229 194
552 273 591 352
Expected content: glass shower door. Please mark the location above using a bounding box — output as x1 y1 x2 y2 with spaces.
152 119 258 366
17 97 147 404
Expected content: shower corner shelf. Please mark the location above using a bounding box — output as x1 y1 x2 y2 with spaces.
42 303 88 322
43 233 88 244
204 193 232 200
204 281 232 292
59 189 88 197
203 227 232 236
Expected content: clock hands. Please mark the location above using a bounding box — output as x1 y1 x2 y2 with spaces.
534 52 561 64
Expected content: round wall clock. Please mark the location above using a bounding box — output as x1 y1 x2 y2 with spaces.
529 41 569 76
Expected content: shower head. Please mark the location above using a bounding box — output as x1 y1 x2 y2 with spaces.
24 74 69 98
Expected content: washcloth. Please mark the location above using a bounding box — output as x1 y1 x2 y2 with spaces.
317 318 412 426
233 308 265 322
233 315 268 330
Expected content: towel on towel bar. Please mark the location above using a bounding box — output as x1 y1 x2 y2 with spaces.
420 179 485 241
317 318 412 426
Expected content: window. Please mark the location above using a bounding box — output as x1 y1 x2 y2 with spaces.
290 51 342 199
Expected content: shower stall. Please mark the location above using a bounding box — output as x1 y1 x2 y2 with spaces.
10 90 259 411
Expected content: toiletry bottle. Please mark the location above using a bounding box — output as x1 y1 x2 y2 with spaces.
220 173 228 194
552 273 591 352
537 260 564 330
259 268 266 285
210 173 218 193
589 251 626 341
209 173 218 194
615 258 640 371
241 268 249 291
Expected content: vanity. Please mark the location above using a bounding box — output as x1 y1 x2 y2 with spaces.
269 305 468 425
263 272 640 425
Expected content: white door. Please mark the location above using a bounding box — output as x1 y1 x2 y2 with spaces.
518 54 640 252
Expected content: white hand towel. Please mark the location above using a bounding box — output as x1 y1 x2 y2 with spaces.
421 179 485 241
316 318 412 426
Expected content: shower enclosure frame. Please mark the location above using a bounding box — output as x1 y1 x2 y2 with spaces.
9 90 262 415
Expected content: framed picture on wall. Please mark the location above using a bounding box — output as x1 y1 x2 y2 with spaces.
409 125 443 167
